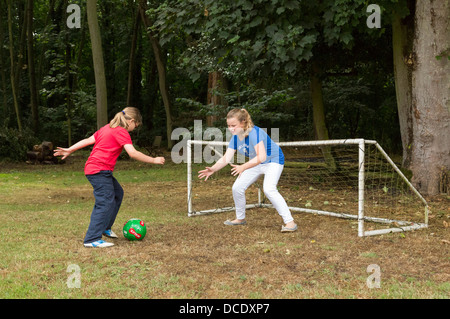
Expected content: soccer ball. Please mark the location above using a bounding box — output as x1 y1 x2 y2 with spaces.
123 218 147 241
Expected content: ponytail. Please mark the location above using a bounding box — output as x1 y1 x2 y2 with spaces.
110 107 143 129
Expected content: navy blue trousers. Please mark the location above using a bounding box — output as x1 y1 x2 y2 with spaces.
84 171 124 244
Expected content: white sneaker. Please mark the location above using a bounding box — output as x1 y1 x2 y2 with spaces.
281 223 298 233
84 240 114 248
103 229 118 238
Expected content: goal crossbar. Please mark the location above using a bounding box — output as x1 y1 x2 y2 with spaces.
187 139 429 237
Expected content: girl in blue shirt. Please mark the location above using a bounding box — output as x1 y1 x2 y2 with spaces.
198 108 297 232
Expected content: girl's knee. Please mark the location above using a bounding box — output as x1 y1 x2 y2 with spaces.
263 186 278 198
232 183 245 196
113 181 124 198
116 187 124 200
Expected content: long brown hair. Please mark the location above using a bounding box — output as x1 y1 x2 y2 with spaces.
109 107 142 129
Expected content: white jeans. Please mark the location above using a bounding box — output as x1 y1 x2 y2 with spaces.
232 163 294 224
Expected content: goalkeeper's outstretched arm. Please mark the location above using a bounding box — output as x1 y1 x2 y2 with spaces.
198 147 236 181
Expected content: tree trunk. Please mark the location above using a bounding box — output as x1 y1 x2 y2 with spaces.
14 1 27 102
392 8 415 168
408 0 450 195
65 0 73 146
99 2 117 109
127 8 141 107
139 0 173 148
87 0 108 129
27 0 39 133
206 71 227 126
36 0 56 92
310 61 336 171
0 0 8 119
73 7 87 90
144 58 158 132
7 0 22 133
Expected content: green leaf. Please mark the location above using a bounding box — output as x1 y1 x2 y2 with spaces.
285 0 300 10
252 41 265 54
276 7 285 15
265 24 278 36
323 10 334 22
341 32 353 45
240 0 253 11
248 16 263 28
227 35 240 44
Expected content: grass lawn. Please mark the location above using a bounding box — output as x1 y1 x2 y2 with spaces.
0 151 449 300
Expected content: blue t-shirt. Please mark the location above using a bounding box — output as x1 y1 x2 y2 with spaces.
228 126 284 165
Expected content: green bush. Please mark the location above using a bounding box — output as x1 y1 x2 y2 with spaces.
0 128 40 162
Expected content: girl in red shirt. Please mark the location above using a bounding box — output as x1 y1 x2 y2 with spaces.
54 107 165 248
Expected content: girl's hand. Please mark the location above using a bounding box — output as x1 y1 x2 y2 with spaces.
230 164 245 178
53 147 72 160
198 167 214 181
153 157 165 165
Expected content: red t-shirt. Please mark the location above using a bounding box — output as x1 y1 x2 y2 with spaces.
84 125 133 175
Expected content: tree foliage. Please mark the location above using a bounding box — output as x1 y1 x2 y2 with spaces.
0 0 447 193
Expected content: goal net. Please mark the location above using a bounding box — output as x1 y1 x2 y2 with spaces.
187 139 428 237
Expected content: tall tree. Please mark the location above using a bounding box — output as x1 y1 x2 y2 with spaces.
206 71 227 126
393 0 450 195
392 6 414 168
139 0 174 148
310 60 336 170
127 8 141 107
0 0 8 119
7 0 22 133
27 0 39 133
86 0 108 129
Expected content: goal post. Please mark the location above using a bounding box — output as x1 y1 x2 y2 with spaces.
187 139 429 237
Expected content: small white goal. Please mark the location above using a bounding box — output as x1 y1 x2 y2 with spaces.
186 139 429 237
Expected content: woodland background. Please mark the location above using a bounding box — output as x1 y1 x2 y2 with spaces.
0 0 448 195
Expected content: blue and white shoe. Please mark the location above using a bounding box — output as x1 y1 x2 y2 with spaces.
103 229 118 238
84 240 114 248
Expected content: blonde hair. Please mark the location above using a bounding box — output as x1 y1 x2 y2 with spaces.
227 108 254 136
109 107 142 129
